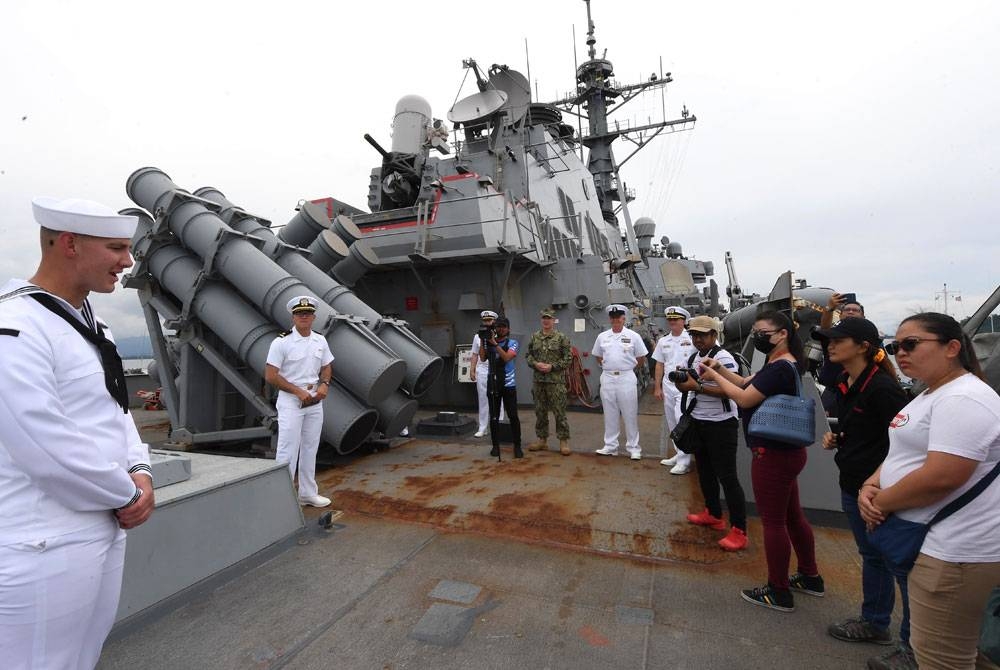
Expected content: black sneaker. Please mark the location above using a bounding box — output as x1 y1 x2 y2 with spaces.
866 644 916 670
789 572 825 597
829 617 893 645
741 583 794 612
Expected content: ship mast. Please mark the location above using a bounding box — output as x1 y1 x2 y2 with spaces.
550 0 696 259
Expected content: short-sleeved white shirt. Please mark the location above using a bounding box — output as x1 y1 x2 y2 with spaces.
651 331 695 387
471 333 488 370
880 373 1000 562
591 327 648 372
266 329 334 388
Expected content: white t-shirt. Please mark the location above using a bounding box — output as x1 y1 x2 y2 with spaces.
651 331 694 390
688 347 739 421
881 373 1000 562
592 327 648 372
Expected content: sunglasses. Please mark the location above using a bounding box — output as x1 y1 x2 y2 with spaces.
885 337 946 355
750 329 777 337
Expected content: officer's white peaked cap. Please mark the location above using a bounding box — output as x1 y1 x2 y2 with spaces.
664 306 691 321
605 304 627 316
287 296 318 314
480 310 499 319
32 196 138 239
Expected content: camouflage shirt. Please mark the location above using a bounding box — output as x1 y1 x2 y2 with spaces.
525 329 572 384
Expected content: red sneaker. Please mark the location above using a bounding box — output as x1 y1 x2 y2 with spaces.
686 508 726 530
719 526 748 551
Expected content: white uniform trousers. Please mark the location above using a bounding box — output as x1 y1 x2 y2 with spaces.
475 361 503 432
275 391 324 498
599 370 641 456
0 519 125 670
662 385 692 468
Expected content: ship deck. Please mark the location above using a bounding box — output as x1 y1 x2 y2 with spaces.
99 404 894 669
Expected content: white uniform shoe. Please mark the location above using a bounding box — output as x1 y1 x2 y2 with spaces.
660 455 678 467
595 446 619 456
630 452 642 461
473 429 487 438
299 494 332 507
669 463 691 475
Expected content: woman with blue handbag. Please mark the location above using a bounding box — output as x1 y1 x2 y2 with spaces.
698 310 822 613
813 318 912 669
859 312 1000 670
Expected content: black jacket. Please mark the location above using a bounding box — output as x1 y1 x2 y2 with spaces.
832 364 909 494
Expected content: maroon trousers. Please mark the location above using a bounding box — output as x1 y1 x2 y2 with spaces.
750 447 819 590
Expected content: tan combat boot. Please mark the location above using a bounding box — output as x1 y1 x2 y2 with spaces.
527 439 548 452
559 440 571 456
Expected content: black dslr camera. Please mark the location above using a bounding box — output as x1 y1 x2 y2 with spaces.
667 367 699 384
478 326 496 343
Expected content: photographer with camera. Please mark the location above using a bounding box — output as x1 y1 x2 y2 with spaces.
652 306 695 474
668 316 748 551
479 316 522 458
470 310 504 437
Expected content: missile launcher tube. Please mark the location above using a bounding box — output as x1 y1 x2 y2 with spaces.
307 230 349 270
276 201 329 248
127 167 405 405
194 186 443 397
374 391 419 438
131 218 378 453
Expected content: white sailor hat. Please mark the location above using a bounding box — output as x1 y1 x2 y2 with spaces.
605 304 627 317
664 306 691 321
480 310 499 320
32 196 138 239
287 296 318 314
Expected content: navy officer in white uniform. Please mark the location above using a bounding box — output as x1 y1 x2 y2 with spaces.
592 304 648 460
470 310 504 437
265 296 335 507
652 306 695 474
0 196 154 669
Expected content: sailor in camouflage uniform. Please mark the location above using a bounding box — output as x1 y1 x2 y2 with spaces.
525 308 573 455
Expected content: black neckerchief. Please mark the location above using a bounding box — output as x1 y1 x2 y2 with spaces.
30 293 129 413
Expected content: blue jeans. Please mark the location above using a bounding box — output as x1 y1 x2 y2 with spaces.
841 490 910 643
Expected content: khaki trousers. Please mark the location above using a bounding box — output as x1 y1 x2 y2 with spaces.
909 553 1000 670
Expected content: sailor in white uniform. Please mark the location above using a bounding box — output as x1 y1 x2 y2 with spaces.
591 304 648 460
265 296 335 508
652 306 695 474
0 197 154 669
470 310 503 436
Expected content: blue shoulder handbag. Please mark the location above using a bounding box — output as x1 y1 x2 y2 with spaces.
747 360 816 447
869 459 1000 573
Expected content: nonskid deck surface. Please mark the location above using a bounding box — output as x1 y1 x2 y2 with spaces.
99 408 894 669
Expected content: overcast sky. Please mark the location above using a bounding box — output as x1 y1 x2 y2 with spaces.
2 0 997 340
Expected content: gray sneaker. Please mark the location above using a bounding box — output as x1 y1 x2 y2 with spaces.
828 617 893 645
867 644 916 670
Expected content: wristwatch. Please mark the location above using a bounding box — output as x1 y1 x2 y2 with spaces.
695 381 704 393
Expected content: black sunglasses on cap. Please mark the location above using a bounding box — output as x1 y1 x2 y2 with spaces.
885 337 947 355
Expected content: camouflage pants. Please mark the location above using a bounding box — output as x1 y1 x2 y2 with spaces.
533 382 570 440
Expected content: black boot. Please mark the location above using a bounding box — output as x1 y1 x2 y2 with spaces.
490 446 499 457
514 445 524 458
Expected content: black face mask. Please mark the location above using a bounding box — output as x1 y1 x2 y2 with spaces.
753 333 777 355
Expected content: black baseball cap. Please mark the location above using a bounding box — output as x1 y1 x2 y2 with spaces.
812 317 880 345
494 317 510 328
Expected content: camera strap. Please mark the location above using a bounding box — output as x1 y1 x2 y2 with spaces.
680 345 731 413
